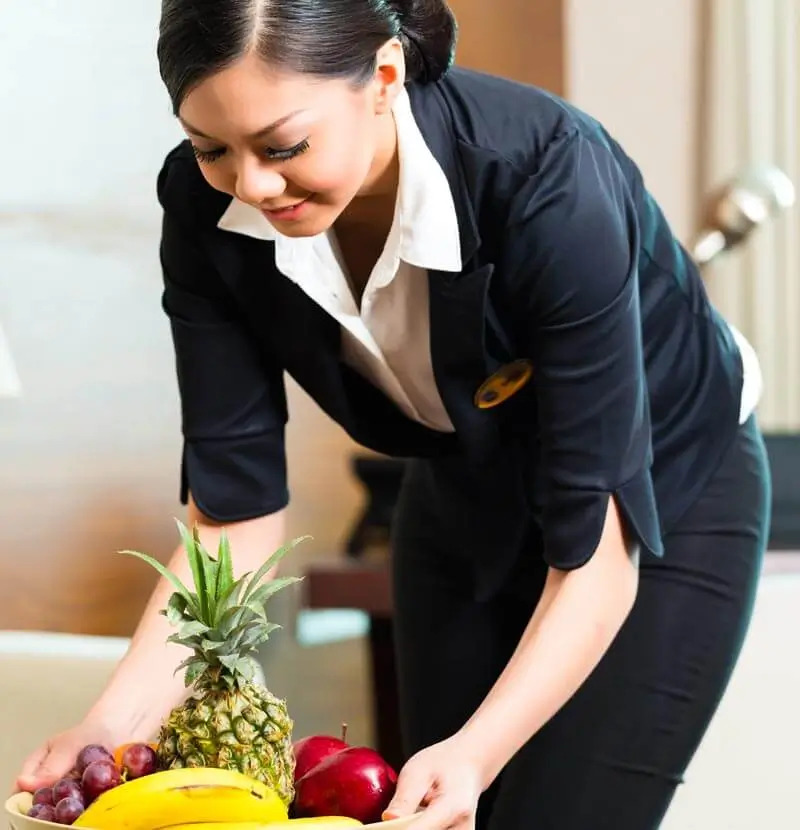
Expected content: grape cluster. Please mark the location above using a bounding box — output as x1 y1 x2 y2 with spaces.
27 743 158 825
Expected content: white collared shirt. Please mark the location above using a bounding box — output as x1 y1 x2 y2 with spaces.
217 88 459 433
217 89 761 434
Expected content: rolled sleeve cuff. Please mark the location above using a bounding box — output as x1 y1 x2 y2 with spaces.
180 431 290 523
542 467 664 570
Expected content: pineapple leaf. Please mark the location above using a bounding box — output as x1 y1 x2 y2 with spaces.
241 535 312 604
232 620 279 652
185 660 209 686
118 549 200 618
217 605 251 639
175 620 209 639
173 654 209 686
163 594 190 626
166 632 203 648
216 576 252 624
176 519 209 622
218 653 258 682
200 638 230 653
192 525 221 619
247 576 304 610
213 530 235 619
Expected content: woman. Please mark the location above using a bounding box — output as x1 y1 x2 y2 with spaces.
18 1 771 828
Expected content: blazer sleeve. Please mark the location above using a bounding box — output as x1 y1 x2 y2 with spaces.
505 129 664 570
157 158 290 523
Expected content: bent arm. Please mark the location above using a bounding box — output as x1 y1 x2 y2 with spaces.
87 499 287 740
89 146 294 739
458 131 658 786
459 499 638 788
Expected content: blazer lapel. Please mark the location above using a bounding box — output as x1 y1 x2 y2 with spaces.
427 264 506 460
411 88 516 461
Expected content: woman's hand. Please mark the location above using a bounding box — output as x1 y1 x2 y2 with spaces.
383 735 485 830
15 717 126 794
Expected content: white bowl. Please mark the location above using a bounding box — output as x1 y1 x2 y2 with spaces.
5 791 420 829
5 792 59 830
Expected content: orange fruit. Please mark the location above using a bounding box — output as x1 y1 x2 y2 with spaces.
113 742 158 767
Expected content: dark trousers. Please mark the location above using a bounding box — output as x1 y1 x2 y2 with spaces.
391 416 771 829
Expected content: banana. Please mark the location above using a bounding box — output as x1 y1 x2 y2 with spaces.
73 768 288 830
160 820 362 829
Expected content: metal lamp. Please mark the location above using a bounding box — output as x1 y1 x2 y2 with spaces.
691 165 796 268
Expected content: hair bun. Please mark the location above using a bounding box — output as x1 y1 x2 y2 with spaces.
391 0 458 84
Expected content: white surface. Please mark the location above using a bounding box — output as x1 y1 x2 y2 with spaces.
0 631 130 660
661 570 800 829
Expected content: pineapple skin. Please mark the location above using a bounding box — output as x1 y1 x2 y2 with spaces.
157 681 296 806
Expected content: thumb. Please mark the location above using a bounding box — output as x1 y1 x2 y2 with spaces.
383 762 433 820
16 740 77 792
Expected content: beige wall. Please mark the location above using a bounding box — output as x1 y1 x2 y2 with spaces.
566 1 703 244
0 0 704 635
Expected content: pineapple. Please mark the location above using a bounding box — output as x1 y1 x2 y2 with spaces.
120 520 310 807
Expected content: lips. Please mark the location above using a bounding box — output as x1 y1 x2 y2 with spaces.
261 197 311 222
264 201 305 211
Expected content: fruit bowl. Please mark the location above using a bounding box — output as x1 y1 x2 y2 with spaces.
6 792 49 830
4 791 420 830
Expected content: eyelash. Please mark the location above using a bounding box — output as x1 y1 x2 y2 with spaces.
191 139 310 165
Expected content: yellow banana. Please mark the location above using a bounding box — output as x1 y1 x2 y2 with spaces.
73 767 288 830
161 820 362 829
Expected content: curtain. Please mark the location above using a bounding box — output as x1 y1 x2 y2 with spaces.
702 0 799 430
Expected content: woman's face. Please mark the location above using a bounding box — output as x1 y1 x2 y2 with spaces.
177 44 404 238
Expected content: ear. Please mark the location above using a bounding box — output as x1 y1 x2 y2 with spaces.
373 37 406 114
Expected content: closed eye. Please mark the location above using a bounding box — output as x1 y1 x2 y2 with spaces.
191 139 310 165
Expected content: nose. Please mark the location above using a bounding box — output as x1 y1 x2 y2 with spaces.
233 157 287 206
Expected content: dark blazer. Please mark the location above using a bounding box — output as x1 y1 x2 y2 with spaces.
156 67 745 592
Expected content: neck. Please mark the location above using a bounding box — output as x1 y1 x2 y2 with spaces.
338 109 399 234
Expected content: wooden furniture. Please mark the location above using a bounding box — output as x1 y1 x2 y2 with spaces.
302 560 402 770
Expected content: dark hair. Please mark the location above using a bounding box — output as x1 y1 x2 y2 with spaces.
157 0 458 114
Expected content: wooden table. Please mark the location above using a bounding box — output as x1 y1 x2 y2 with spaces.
301 560 403 770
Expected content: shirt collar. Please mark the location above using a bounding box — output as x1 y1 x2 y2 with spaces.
216 87 462 274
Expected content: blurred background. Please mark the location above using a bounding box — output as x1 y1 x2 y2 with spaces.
1 1 798 827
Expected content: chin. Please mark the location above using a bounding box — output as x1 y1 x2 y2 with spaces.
274 217 329 239
274 203 344 239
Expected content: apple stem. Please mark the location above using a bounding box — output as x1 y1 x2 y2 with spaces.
341 722 348 743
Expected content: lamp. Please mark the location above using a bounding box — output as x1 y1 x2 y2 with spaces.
691 165 796 268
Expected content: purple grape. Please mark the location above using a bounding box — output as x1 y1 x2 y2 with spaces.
52 779 83 805
81 759 121 802
75 744 113 774
28 803 57 821
54 797 84 825
32 787 54 806
121 744 158 779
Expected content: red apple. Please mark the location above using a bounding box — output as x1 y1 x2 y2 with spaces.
293 746 398 824
293 734 350 782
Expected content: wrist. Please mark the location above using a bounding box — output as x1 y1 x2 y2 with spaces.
84 695 157 744
86 670 182 743
454 719 509 792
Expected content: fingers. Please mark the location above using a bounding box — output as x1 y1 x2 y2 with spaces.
406 797 475 830
15 743 50 793
383 761 434 820
16 739 75 793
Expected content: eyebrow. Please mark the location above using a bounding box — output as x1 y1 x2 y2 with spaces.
179 110 306 141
